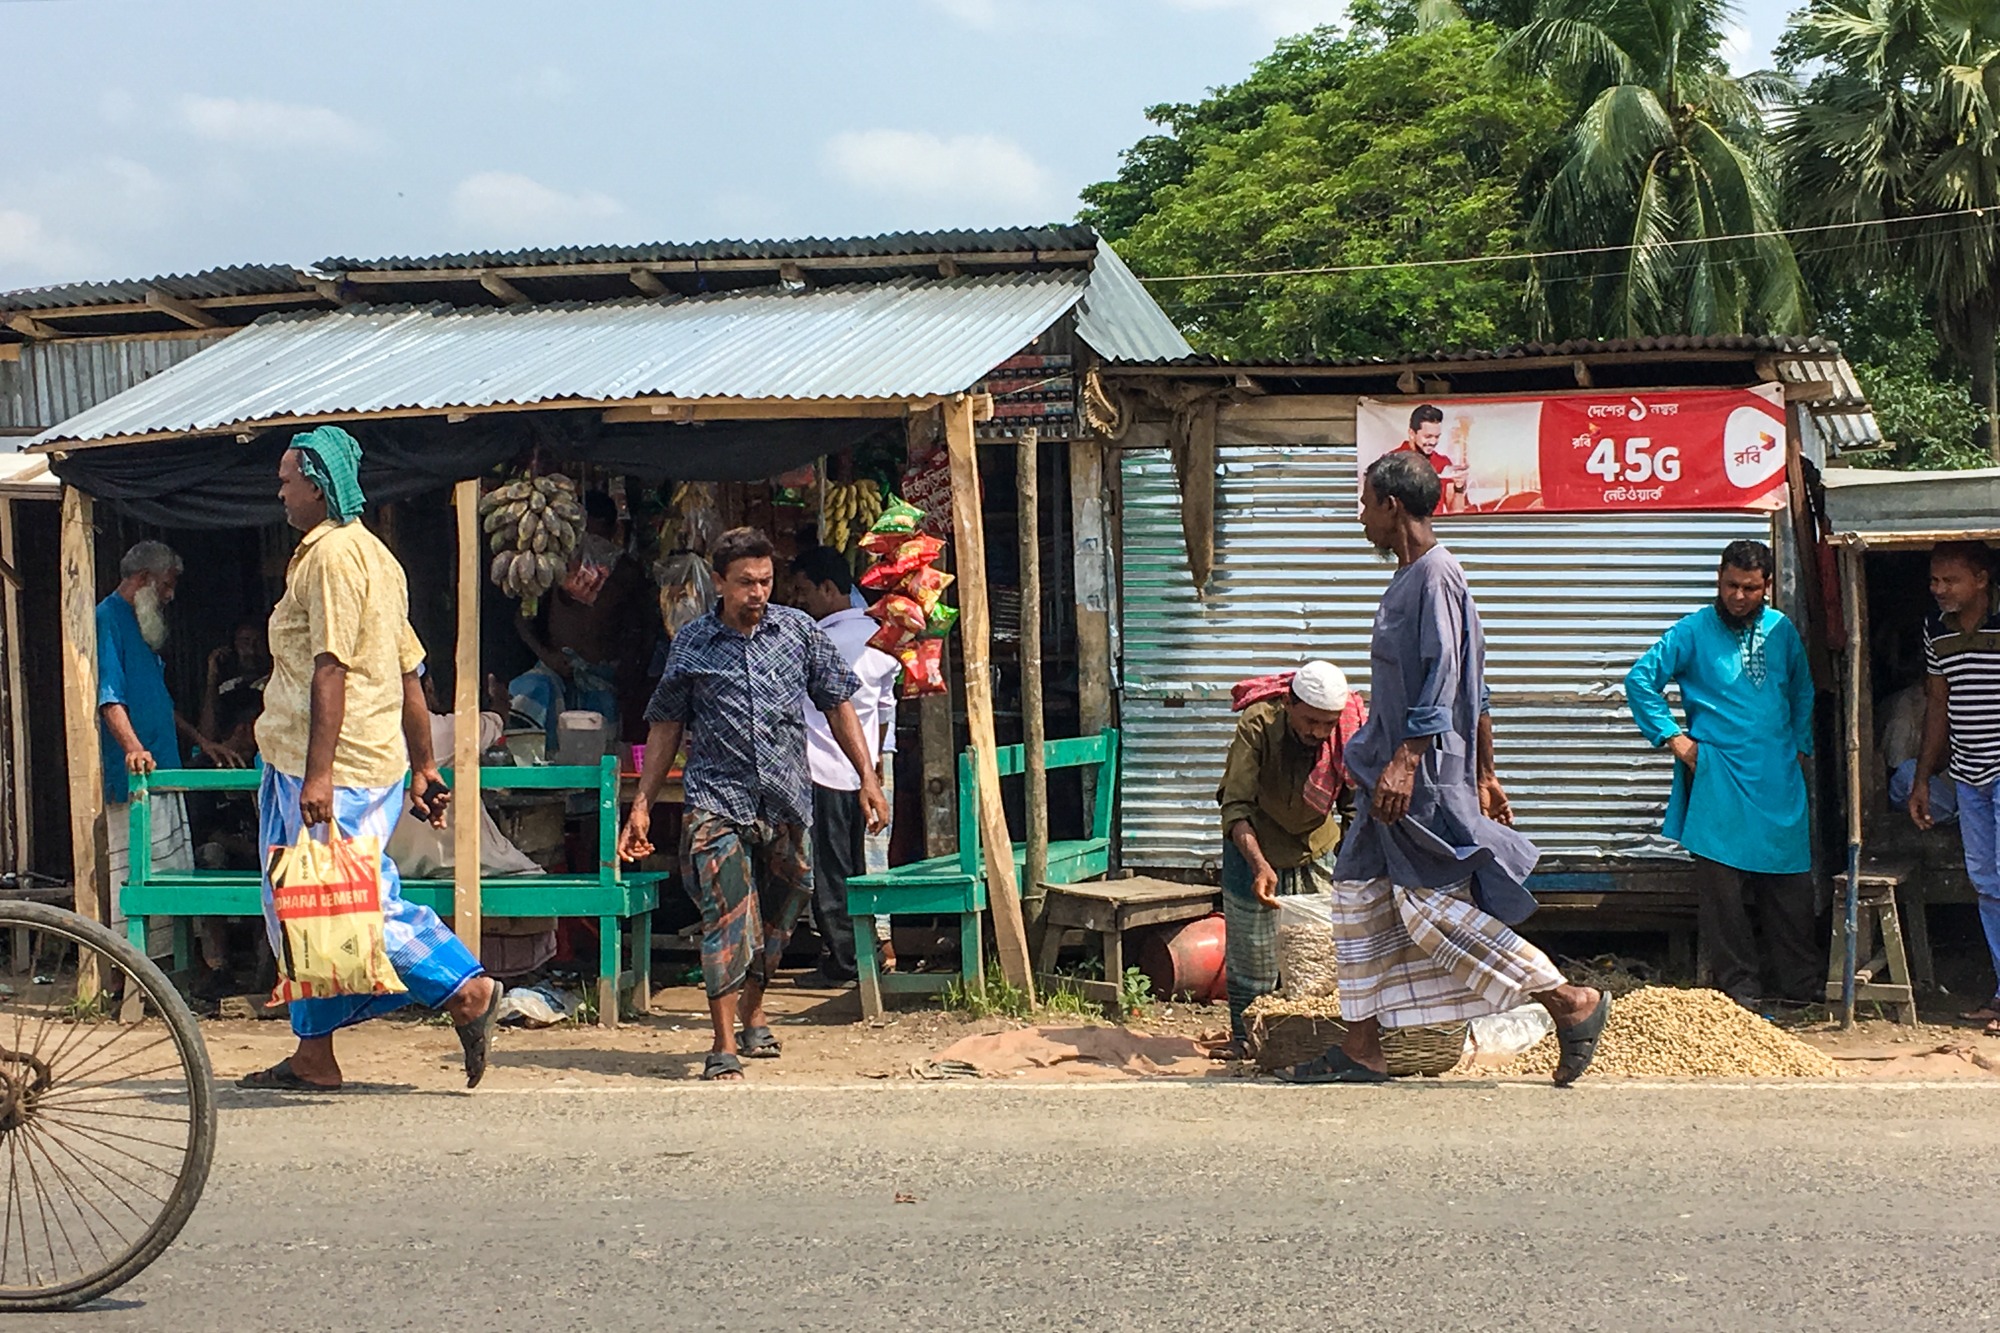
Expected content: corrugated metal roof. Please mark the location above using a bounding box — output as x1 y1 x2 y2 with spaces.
0 333 232 431
0 265 309 313
1072 241 1192 364
1107 334 1853 368
30 272 1097 448
319 226 1102 273
1823 464 2000 541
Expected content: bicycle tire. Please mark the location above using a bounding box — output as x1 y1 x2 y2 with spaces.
0 900 216 1312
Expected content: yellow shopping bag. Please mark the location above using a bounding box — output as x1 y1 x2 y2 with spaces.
267 831 407 1004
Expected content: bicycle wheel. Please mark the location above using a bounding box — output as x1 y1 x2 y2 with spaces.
0 901 215 1312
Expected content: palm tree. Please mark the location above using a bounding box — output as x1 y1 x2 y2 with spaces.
1779 0 2000 458
1494 0 1805 339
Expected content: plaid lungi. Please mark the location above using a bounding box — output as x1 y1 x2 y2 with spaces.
108 792 193 958
1330 877 1564 1026
1221 842 1336 1041
680 809 812 999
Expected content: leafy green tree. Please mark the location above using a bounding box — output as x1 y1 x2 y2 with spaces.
1779 0 2000 458
1091 22 1564 359
1814 276 1987 468
1496 0 1805 338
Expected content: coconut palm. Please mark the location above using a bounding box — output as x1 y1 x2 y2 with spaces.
1495 0 1805 339
1779 0 2000 456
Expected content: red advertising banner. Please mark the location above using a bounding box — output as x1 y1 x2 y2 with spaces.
1356 386 1787 514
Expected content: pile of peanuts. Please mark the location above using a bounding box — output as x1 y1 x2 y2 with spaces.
1501 986 1838 1079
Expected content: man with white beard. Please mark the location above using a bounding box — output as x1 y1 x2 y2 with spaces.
98 541 245 955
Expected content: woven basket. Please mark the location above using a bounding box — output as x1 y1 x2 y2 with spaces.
1248 1012 1467 1077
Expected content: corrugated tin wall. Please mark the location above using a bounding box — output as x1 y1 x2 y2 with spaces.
0 334 230 432
1118 441 1775 869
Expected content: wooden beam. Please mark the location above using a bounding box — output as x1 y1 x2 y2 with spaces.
938 256 961 279
628 267 667 297
479 272 530 304
452 481 483 955
1069 441 1113 819
5 314 57 341
1016 428 1048 922
1571 359 1593 388
0 500 29 877
58 487 105 995
779 261 806 288
970 393 995 423
943 394 1032 997
1783 380 1838 403
143 289 222 329
330 249 1100 286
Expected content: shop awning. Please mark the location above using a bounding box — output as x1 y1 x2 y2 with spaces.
29 270 1118 451
0 451 57 500
1822 464 2000 546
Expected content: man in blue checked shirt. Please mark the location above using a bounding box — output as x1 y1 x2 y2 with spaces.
619 527 887 1081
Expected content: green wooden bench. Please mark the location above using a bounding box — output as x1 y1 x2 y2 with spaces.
848 727 1118 1018
123 757 664 1027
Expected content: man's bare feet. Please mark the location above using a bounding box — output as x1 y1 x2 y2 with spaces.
1338 1017 1390 1074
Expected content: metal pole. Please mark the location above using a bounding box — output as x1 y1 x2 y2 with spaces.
1017 429 1047 915
1841 543 1862 1028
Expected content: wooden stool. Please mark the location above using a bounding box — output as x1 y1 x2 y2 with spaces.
1034 877 1219 1016
1827 869 1918 1025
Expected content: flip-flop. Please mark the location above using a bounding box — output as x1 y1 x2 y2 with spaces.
455 978 504 1089
236 1058 341 1093
1554 990 1613 1087
738 1024 782 1059
702 1051 745 1081
1961 999 2000 1023
1274 1048 1392 1084
1205 1040 1250 1062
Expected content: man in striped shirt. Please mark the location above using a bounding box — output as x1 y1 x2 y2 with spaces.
1911 541 2000 1031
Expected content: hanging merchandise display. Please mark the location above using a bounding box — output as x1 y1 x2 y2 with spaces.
661 481 724 555
482 471 585 616
654 551 716 637
860 494 955 697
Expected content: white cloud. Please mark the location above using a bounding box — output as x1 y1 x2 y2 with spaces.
0 209 97 284
823 129 1055 210
177 95 368 151
1161 0 1348 37
450 171 626 244
1720 21 1755 73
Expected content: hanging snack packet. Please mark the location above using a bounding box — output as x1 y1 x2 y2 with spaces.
857 534 946 588
924 602 960 638
866 592 927 654
900 565 955 614
869 495 926 537
897 639 947 697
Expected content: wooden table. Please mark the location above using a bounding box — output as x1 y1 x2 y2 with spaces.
1034 876 1220 1015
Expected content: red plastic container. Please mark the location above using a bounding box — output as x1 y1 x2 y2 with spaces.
1134 913 1228 1004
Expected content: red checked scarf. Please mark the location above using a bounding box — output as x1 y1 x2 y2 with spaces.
1230 673 1369 815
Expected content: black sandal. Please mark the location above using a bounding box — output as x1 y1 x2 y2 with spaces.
236 1058 341 1093
1553 990 1612 1087
1274 1048 1392 1084
738 1025 781 1059
455 979 504 1089
702 1051 745 1081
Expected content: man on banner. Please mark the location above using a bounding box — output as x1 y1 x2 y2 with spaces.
1278 451 1609 1084
1390 404 1467 514
1624 541 1818 1012
240 427 502 1093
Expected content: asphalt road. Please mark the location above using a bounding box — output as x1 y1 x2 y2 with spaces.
35 1080 2000 1333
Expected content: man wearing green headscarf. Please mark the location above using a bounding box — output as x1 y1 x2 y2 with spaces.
241 429 503 1091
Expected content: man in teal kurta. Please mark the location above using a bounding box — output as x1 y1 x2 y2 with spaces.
1625 540 1818 1010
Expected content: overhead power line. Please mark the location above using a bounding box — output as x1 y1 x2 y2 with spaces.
1134 206 1993 284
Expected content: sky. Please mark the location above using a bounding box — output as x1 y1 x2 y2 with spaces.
0 0 1787 292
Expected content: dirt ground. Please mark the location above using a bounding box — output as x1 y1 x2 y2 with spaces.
197 972 2000 1091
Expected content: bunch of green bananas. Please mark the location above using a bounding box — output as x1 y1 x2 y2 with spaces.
481 472 584 614
823 478 884 554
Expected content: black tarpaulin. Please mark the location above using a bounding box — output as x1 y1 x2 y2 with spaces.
49 411 889 528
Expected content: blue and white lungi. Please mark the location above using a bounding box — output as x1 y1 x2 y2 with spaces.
258 765 483 1039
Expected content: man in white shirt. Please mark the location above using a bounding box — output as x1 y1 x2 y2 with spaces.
790 547 901 986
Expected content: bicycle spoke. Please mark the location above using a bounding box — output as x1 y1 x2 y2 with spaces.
4 1126 28 1288
21 1123 149 1231
18 1127 115 1272
29 1122 178 1193
48 1031 177 1091
39 1063 197 1106
17 1120 79 1285
36 1104 192 1130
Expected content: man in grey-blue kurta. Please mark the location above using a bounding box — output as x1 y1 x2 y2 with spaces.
1330 543 1569 1026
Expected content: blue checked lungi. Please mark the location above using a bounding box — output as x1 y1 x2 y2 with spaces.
1220 841 1336 1042
259 765 483 1039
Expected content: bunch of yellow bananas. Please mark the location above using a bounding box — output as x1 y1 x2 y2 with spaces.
822 478 884 554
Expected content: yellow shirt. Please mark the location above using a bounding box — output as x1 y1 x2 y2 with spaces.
257 520 425 788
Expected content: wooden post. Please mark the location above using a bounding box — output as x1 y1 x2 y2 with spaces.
452 481 482 953
0 499 29 875
944 394 1033 998
1016 429 1048 917
1069 440 1113 816
1840 543 1863 1028
58 486 105 996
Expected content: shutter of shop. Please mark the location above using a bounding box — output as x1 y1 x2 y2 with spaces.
1116 444 1774 870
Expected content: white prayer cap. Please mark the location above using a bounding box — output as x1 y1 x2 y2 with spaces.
1291 660 1350 711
